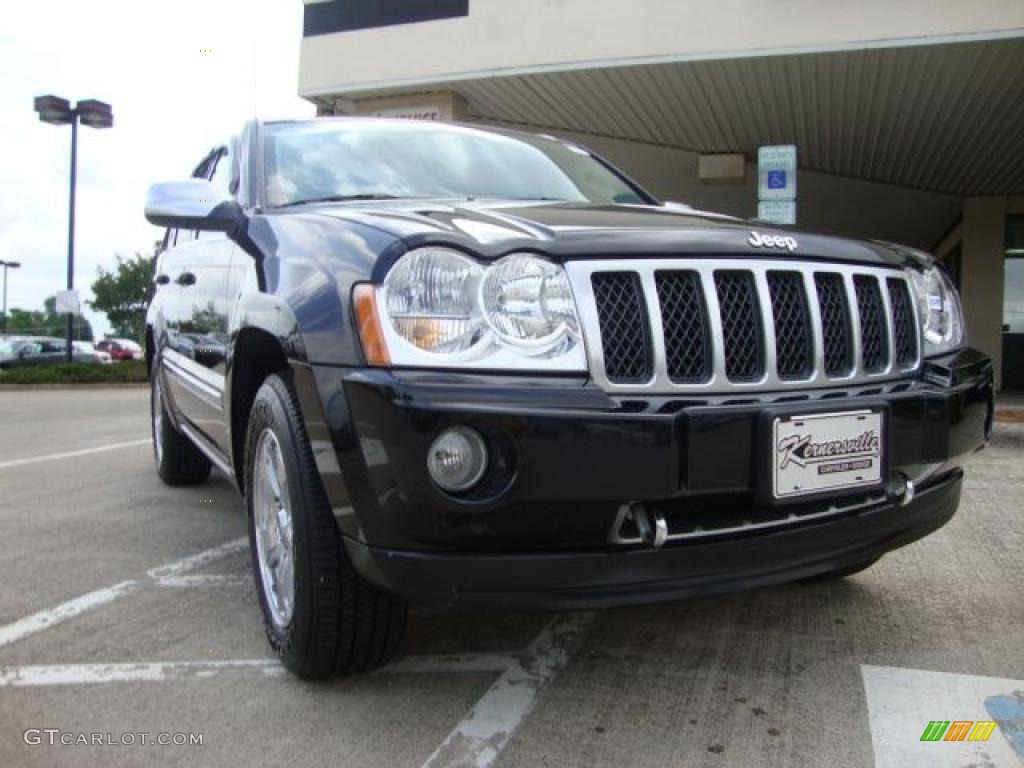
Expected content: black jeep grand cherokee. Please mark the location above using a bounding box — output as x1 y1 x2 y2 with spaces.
145 118 992 679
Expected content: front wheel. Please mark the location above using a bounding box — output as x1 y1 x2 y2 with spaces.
244 372 406 679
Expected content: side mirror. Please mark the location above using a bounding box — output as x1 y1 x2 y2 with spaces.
144 179 244 233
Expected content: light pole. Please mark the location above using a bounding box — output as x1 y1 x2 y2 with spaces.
0 260 21 335
33 95 113 361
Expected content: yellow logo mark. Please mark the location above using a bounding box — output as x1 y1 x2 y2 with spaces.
966 721 998 742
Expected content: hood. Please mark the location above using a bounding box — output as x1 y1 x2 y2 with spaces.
290 199 917 267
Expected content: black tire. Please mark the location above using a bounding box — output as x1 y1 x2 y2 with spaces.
802 557 881 582
151 364 211 486
244 371 407 679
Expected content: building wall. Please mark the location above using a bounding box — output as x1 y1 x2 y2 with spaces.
504 126 962 251
300 0 1024 96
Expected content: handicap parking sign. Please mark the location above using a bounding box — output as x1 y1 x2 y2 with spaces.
758 145 797 201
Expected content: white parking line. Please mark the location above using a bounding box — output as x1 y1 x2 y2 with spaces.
862 665 1024 768
0 659 285 687
0 653 524 687
0 439 150 470
146 537 248 582
0 537 248 649
154 574 250 588
421 612 595 768
0 533 594 768
0 581 141 649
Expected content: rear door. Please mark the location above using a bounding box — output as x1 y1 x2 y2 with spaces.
160 142 237 455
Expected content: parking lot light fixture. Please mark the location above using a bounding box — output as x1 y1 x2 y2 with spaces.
0 260 21 334
32 95 72 125
34 94 114 360
76 99 114 129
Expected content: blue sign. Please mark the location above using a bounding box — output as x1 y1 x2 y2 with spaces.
767 170 787 189
758 145 797 202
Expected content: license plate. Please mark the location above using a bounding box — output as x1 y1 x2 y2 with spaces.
772 410 883 499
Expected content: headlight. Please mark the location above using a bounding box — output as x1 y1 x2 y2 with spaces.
365 247 586 370
480 254 579 354
382 248 486 355
907 265 964 357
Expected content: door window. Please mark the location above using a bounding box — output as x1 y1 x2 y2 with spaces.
208 145 233 199
197 145 233 242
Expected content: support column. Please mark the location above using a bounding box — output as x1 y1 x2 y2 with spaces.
960 197 1006 389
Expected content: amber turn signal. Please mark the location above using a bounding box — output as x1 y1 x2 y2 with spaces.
353 284 390 366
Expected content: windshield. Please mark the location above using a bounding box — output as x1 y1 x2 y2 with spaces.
263 121 651 208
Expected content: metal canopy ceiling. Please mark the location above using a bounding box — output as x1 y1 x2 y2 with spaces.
328 37 1024 196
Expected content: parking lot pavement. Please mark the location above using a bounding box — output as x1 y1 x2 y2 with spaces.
0 388 1022 768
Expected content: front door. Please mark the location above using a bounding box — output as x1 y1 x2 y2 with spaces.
161 143 236 454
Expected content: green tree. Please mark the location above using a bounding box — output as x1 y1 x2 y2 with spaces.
3 297 93 340
89 252 155 342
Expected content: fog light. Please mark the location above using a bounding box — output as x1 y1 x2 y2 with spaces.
427 427 487 492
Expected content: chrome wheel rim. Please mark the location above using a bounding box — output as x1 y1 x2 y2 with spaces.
152 377 164 466
252 428 295 629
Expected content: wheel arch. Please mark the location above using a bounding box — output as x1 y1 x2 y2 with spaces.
228 326 290 490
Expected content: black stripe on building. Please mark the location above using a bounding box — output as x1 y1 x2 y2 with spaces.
303 0 469 37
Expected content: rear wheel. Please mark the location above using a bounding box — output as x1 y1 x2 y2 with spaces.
244 372 406 679
151 365 211 486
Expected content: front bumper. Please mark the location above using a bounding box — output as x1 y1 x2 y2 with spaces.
302 348 992 609
347 470 962 610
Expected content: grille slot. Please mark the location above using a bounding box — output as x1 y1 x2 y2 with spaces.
714 270 764 382
591 272 652 383
815 273 853 376
887 277 918 368
767 271 813 380
853 275 889 373
655 271 710 383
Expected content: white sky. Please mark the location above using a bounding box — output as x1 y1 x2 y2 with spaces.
0 0 314 337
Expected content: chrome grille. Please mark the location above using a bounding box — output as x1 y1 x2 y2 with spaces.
814 273 853 376
714 270 764 381
567 259 922 394
655 271 710 383
854 275 889 373
590 272 652 383
887 277 918 368
767 271 813 380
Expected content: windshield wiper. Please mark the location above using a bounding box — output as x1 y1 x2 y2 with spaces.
277 194 408 208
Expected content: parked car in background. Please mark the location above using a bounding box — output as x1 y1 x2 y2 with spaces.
0 336 108 368
73 341 112 364
95 338 144 361
0 338 22 366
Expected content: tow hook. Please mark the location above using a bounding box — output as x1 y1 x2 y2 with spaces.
898 474 915 507
631 503 668 549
